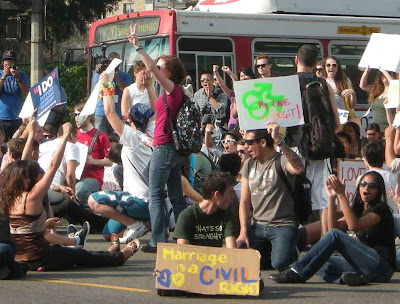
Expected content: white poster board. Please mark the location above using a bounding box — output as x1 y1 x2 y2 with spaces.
78 58 122 123
385 80 400 109
75 142 89 180
337 159 367 203
233 75 304 130
358 33 400 72
338 109 349 124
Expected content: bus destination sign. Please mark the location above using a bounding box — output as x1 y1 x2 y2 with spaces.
94 17 160 44
337 25 381 36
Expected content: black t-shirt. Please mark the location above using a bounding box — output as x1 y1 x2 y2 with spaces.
356 202 396 269
173 204 237 247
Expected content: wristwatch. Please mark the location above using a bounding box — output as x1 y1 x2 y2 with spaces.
276 138 286 147
0 76 5 81
135 46 143 52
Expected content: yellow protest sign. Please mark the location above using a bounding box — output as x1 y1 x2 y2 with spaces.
155 243 260 296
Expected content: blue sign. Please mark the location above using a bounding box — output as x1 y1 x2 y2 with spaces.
30 68 61 120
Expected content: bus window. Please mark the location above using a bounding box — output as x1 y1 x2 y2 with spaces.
124 36 169 74
252 40 322 76
328 42 369 105
177 37 234 91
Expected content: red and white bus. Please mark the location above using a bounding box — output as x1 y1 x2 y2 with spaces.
88 0 400 108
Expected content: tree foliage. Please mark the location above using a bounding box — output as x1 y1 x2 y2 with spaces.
46 0 119 43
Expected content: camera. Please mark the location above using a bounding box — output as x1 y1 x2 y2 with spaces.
10 63 18 70
98 58 111 74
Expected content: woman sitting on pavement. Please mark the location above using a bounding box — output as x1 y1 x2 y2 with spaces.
271 172 395 286
0 122 139 271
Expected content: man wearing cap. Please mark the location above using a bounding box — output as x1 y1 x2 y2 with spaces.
88 72 155 243
0 50 30 141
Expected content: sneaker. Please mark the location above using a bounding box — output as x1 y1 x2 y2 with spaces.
269 268 306 284
67 224 78 238
76 221 90 248
119 222 148 244
141 243 157 253
340 273 369 286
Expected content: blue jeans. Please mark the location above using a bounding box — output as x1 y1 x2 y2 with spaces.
249 224 298 271
292 229 393 283
0 239 27 279
76 178 100 208
149 144 187 246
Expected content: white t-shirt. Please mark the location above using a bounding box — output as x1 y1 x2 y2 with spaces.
369 168 399 214
38 138 80 186
120 125 152 201
127 83 150 107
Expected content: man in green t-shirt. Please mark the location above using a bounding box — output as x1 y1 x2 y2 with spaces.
173 171 237 248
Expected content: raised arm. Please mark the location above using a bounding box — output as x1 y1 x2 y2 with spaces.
29 123 71 202
267 122 304 175
21 118 38 161
213 65 232 97
330 175 380 232
101 72 125 137
221 66 238 82
359 67 373 93
385 126 396 167
127 24 174 94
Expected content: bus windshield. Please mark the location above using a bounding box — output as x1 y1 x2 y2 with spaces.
88 36 169 91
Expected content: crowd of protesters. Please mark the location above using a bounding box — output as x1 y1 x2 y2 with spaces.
1 27 400 291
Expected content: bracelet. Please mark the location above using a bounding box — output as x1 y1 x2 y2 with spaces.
16 78 21 83
135 46 143 52
99 81 115 98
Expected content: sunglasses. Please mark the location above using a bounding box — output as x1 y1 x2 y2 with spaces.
200 77 212 82
237 149 245 154
359 181 378 189
222 139 236 144
74 112 80 117
156 65 165 70
244 138 261 145
316 68 323 72
326 63 338 68
43 134 53 139
256 63 269 69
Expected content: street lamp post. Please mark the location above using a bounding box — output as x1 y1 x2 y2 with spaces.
31 0 44 85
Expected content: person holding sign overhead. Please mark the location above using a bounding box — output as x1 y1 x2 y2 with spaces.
360 67 397 131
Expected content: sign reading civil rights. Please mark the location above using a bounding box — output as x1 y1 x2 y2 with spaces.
233 75 304 130
156 243 260 296
30 68 61 121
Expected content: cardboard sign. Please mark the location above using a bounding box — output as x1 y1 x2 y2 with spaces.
385 80 400 109
155 243 260 296
233 75 304 130
79 58 122 123
358 33 400 72
337 159 367 203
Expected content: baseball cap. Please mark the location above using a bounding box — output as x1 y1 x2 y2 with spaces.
2 50 16 61
129 103 154 132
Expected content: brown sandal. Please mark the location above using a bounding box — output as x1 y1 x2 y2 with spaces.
126 238 140 255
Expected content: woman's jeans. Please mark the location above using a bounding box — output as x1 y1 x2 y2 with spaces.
0 239 27 279
292 229 394 283
149 144 187 247
40 244 124 271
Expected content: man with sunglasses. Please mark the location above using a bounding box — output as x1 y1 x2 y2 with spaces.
237 122 304 271
193 72 228 142
255 54 273 79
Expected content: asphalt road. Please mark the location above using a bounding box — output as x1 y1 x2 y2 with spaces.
1 230 400 304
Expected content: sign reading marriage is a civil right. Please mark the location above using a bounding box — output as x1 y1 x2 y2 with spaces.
155 243 260 296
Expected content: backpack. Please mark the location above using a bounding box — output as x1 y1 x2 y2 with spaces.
163 89 203 156
248 155 312 225
298 75 336 160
